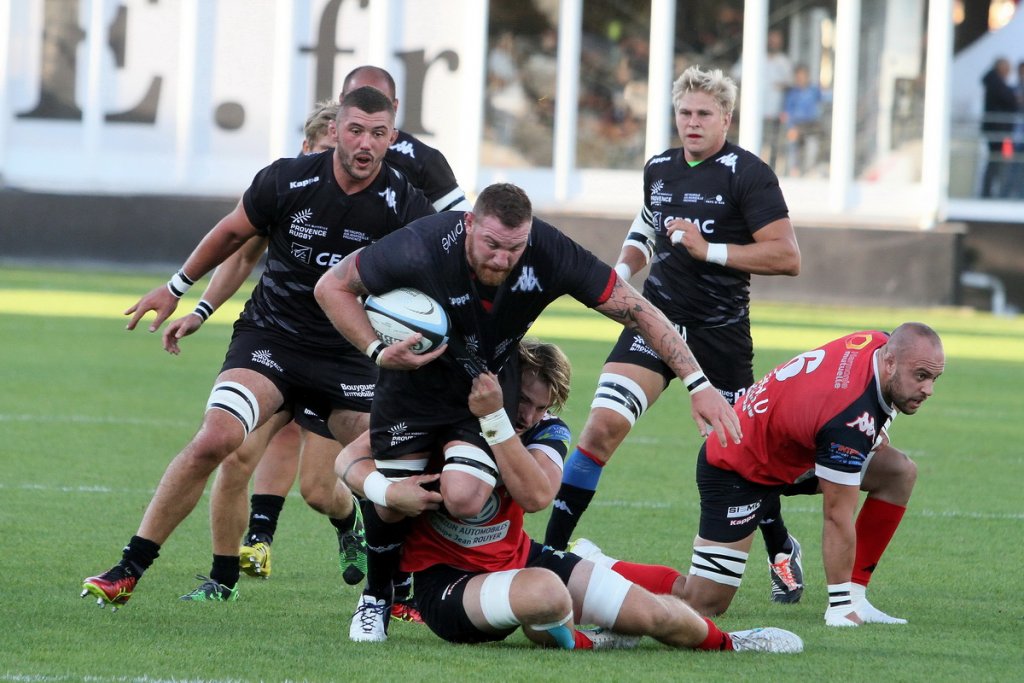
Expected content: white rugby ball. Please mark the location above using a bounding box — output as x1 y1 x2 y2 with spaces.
364 288 450 354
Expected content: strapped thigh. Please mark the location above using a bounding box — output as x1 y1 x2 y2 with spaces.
580 563 633 627
590 372 649 425
206 381 260 437
688 545 749 587
478 569 521 629
444 444 498 487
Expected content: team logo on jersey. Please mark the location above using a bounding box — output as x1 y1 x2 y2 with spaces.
251 349 284 372
845 334 874 350
845 412 877 439
717 153 738 173
390 140 416 158
379 187 397 212
291 243 311 263
289 208 328 240
649 179 673 206
292 209 312 224
387 421 425 447
511 266 543 293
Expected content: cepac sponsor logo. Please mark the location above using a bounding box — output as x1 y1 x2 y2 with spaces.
511 266 543 293
390 140 416 158
717 153 738 173
288 176 320 190
665 215 716 235
314 252 346 266
845 412 877 439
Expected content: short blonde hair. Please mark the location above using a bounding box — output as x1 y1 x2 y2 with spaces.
671 65 738 115
304 99 339 148
518 338 571 413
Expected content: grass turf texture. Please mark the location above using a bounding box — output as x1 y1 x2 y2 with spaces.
2 264 1022 682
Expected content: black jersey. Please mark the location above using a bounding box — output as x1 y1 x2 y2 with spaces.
641 141 788 327
357 212 614 405
386 131 467 212
240 150 434 350
520 414 572 466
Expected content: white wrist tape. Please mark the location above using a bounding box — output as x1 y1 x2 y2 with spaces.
479 408 516 446
683 370 711 395
706 243 728 266
166 269 195 298
191 299 214 322
363 471 393 507
613 262 632 281
364 339 384 366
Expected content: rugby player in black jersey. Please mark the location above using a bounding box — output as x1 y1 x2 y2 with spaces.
154 66 472 613
541 65 805 604
80 86 435 609
314 181 742 640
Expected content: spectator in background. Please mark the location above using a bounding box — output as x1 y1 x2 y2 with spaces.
731 29 793 167
486 31 526 147
781 64 826 178
980 57 1018 198
1008 60 1024 198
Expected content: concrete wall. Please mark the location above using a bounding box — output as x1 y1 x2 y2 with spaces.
0 190 1004 311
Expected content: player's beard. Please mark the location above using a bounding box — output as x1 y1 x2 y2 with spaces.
339 149 380 183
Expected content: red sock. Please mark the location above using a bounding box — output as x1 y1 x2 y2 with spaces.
609 561 681 595
697 617 733 651
853 497 906 586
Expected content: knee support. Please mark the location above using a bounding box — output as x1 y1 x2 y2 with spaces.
590 373 649 426
688 545 749 587
478 569 521 629
206 381 259 437
444 444 498 487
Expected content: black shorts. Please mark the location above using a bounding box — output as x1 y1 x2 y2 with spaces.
413 540 582 644
220 324 375 439
369 354 521 460
695 444 785 543
604 318 753 405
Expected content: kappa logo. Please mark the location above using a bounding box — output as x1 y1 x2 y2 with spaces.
379 187 397 211
291 208 312 224
288 177 319 190
649 155 671 165
390 140 416 158
846 412 877 439
511 266 543 293
449 293 471 307
291 243 311 263
717 153 738 173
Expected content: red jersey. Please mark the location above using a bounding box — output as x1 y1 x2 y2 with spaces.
400 415 571 574
707 331 895 487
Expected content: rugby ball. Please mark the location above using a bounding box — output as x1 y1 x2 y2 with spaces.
364 288 450 354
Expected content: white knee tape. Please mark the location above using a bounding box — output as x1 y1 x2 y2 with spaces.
590 372 649 426
581 563 632 627
688 545 749 587
444 444 498 487
479 569 521 629
206 381 259 437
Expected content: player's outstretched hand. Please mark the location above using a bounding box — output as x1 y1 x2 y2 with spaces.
690 388 742 446
124 285 179 333
385 474 443 517
162 313 204 355
378 334 447 370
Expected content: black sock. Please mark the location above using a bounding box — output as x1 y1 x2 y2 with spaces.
543 483 597 550
363 504 410 602
759 496 792 559
329 506 357 535
121 535 161 577
247 494 285 544
210 554 240 589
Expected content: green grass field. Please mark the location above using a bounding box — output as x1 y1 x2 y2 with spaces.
2 264 1023 683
